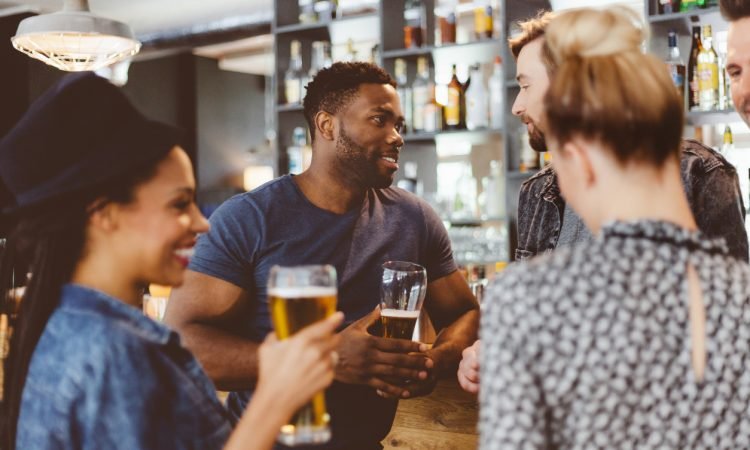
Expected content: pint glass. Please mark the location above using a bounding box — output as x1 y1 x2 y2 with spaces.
268 265 337 446
379 261 427 340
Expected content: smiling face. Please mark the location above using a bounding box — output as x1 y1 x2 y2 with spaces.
333 83 405 189
727 17 750 127
512 38 550 152
108 146 209 287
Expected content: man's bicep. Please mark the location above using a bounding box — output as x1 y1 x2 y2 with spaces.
424 270 479 331
165 270 251 333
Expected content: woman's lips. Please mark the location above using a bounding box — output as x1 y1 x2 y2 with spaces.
173 247 194 267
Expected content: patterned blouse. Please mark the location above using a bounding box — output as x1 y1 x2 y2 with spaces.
480 220 750 449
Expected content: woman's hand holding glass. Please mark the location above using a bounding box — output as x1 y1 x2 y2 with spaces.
257 312 343 416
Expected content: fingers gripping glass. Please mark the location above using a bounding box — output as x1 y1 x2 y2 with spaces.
268 265 338 446
379 261 427 341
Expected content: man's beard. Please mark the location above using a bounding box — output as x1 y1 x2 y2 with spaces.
529 126 547 153
335 125 394 189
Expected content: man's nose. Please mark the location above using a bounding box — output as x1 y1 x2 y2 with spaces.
511 93 524 117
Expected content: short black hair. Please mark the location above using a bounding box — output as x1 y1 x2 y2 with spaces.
720 0 750 21
303 62 396 141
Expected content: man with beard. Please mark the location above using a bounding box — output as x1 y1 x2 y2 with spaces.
723 0 750 129
165 62 479 450
457 11 748 395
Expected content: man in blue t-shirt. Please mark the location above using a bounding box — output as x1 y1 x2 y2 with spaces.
165 62 479 450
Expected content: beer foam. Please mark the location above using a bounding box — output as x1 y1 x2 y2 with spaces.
380 309 420 319
268 286 337 297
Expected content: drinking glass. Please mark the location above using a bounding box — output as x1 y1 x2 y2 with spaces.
379 261 427 340
267 265 337 446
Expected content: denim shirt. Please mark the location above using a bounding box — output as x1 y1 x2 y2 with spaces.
17 284 232 450
516 139 749 262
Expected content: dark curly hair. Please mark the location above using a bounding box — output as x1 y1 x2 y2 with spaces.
720 0 750 21
303 62 396 141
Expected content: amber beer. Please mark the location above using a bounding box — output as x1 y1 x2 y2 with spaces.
380 261 427 342
268 283 337 445
380 308 420 340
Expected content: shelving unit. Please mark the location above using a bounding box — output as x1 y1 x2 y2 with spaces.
645 2 733 128
686 109 741 126
272 0 551 263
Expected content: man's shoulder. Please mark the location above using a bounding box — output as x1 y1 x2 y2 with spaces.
376 186 431 213
213 176 295 216
519 165 556 196
680 138 733 172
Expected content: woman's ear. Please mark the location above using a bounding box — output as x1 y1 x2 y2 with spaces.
87 200 118 233
563 138 596 188
314 110 336 142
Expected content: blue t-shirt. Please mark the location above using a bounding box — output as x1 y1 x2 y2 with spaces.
190 175 457 449
18 284 232 450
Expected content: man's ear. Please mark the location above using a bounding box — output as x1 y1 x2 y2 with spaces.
563 138 596 188
314 110 336 142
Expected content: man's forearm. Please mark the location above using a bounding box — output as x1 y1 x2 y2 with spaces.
430 309 480 376
178 322 261 391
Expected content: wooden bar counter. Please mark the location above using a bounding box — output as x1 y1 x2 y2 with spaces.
383 377 478 449
383 312 479 449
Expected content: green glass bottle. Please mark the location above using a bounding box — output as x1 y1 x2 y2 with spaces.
681 0 700 11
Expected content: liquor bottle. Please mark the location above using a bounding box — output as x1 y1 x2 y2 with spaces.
698 25 719 111
284 40 304 104
288 127 310 174
445 64 466 130
298 0 317 24
322 41 333 68
411 57 430 133
482 160 505 218
658 0 680 14
465 64 489 130
309 41 325 79
423 82 442 132
343 38 357 62
436 10 456 45
666 30 686 101
302 41 323 98
403 0 426 49
395 58 413 134
722 125 733 156
489 56 504 129
681 0 700 11
314 0 337 22
688 26 702 110
473 3 493 40
369 44 380 65
543 151 552 167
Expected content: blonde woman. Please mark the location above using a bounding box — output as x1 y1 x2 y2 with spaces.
480 7 750 449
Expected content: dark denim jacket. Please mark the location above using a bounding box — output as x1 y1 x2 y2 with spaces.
516 139 749 261
17 284 232 450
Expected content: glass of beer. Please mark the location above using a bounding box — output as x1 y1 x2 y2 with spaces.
268 265 338 446
380 261 427 340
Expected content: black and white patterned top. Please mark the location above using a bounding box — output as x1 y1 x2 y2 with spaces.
480 220 750 450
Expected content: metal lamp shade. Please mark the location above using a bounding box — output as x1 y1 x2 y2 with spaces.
12 8 141 72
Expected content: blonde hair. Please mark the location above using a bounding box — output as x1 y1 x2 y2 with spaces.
543 6 683 166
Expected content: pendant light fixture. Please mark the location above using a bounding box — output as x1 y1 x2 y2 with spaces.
11 0 141 72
